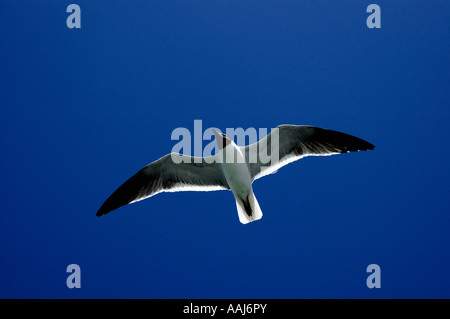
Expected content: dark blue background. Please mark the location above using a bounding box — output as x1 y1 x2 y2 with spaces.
1 0 449 298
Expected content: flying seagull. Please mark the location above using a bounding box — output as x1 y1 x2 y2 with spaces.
97 125 374 224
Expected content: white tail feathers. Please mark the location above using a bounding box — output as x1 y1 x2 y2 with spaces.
235 192 263 224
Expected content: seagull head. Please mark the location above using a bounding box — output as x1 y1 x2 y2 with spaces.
212 128 232 150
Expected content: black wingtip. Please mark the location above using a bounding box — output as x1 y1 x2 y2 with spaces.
363 140 375 151
339 134 375 153
96 202 114 217
355 141 375 152
96 207 106 217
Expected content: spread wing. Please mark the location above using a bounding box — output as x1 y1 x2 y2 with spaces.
97 153 229 216
241 125 375 181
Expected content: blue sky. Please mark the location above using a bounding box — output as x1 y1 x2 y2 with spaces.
1 0 449 298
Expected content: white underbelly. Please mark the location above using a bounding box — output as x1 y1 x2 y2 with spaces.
220 146 252 198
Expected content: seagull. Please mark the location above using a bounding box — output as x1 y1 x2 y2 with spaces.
97 125 374 224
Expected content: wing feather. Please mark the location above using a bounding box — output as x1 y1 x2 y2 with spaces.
96 153 229 216
241 125 375 181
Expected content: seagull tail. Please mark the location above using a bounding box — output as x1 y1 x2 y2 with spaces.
235 192 263 224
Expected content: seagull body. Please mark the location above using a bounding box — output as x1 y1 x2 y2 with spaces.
97 125 374 224
218 135 262 224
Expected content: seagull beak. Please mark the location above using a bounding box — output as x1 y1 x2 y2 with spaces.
212 128 220 138
212 128 224 150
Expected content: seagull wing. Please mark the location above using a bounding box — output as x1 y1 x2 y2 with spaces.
241 125 375 181
97 153 229 216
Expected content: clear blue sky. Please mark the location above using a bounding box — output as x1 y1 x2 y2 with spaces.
1 0 449 298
